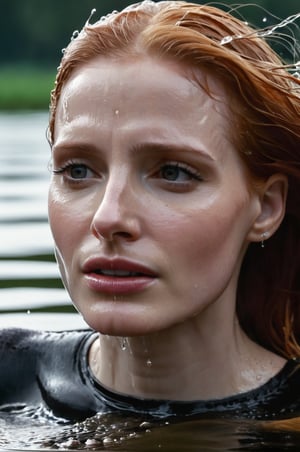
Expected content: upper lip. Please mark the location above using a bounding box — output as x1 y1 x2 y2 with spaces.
82 257 158 277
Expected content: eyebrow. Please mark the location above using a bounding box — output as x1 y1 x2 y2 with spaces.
52 140 216 163
51 142 100 155
131 142 216 162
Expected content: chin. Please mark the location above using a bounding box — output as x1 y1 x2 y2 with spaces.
82 311 161 337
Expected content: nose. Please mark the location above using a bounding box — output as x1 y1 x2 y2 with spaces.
90 172 142 242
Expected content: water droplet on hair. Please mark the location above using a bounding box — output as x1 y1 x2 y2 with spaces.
86 8 97 25
71 30 79 41
220 35 233 45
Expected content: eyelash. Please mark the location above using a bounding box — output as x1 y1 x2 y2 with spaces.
52 160 204 190
158 162 203 181
52 161 90 175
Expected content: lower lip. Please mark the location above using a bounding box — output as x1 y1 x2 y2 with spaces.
84 273 156 294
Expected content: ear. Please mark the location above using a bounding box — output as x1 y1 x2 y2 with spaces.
247 174 288 244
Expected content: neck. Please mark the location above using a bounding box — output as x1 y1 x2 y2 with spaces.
89 310 285 401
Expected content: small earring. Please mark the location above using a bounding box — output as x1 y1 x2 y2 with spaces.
261 232 269 248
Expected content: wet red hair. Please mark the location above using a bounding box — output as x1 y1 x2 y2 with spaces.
49 1 300 358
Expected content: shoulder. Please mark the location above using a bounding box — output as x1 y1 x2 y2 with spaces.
0 327 94 379
0 327 42 357
0 327 95 412
0 327 92 353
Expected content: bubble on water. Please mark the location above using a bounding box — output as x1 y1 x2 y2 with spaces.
27 310 31 315
103 436 114 446
262 17 267 23
59 438 81 449
140 421 152 429
85 438 101 447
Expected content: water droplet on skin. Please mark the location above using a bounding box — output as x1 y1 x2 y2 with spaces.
114 109 119 115
121 337 127 351
146 359 152 367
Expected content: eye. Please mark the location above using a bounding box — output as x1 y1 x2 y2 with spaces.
159 163 202 183
52 162 95 182
68 164 90 179
161 164 187 181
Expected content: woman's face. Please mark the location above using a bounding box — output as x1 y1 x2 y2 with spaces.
49 56 262 336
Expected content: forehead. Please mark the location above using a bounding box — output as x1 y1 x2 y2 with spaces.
54 55 233 156
58 55 229 112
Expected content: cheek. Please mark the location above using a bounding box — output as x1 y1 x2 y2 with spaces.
163 200 251 272
48 190 88 256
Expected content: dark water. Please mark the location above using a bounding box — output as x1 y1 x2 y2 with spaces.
1 112 300 450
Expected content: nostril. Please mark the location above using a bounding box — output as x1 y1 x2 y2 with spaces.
91 222 136 242
119 231 133 239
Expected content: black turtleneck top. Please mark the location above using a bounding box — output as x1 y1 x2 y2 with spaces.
0 328 300 423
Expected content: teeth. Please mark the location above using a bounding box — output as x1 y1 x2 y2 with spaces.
96 269 141 277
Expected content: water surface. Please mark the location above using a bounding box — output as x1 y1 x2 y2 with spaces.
0 112 87 330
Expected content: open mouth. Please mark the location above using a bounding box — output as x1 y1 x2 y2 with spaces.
93 269 146 277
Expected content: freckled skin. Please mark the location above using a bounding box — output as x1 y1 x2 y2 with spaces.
49 56 262 338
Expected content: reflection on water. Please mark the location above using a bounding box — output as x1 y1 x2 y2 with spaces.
2 113 300 451
0 112 87 330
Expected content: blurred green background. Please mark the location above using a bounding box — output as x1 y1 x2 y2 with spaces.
0 0 299 110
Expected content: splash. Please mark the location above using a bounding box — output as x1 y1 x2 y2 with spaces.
220 11 300 46
86 8 97 26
